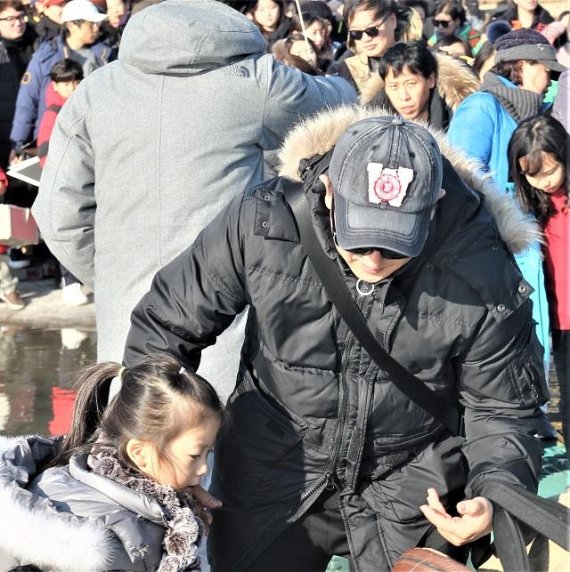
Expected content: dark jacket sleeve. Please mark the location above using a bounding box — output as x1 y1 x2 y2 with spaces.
9 51 44 148
458 300 547 497
123 195 249 370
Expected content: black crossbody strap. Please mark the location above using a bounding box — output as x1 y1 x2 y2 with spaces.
483 482 570 551
283 179 459 435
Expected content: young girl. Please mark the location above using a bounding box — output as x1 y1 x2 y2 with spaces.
508 115 570 459
0 355 225 571
246 0 293 50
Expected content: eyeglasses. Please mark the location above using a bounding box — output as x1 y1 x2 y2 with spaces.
348 15 389 41
0 13 27 23
330 202 408 259
433 19 451 28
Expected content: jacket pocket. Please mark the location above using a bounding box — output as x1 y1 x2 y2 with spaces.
506 327 549 408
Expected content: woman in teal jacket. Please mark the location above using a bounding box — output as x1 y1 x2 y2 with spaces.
448 28 565 380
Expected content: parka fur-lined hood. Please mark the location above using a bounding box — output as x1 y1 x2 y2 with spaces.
278 106 540 254
359 50 480 109
0 436 112 571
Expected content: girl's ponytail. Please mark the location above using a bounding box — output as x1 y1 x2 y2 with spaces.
52 362 121 466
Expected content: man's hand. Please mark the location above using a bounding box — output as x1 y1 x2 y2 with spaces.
419 488 493 546
189 484 223 534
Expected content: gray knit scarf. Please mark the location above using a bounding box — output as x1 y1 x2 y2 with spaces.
481 72 543 122
88 446 203 572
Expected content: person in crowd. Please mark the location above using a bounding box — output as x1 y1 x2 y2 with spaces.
30 0 67 46
36 58 89 306
294 11 332 70
301 0 344 44
246 0 293 50
98 0 129 49
402 0 433 40
32 0 356 403
123 111 547 571
272 31 322 73
508 115 570 459
448 29 565 431
0 167 25 310
369 40 478 131
435 34 473 59
36 58 82 167
332 0 423 96
9 0 112 157
0 0 36 169
494 0 554 33
428 0 483 55
0 354 225 570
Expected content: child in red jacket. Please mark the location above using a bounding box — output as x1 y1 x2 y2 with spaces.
37 59 84 168
509 115 570 459
37 59 89 306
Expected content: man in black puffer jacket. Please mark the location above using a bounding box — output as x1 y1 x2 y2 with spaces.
124 110 547 571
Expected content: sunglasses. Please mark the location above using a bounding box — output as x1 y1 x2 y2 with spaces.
330 202 408 259
346 246 409 259
348 15 388 41
433 19 451 28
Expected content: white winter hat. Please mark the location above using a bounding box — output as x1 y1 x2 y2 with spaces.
61 0 107 23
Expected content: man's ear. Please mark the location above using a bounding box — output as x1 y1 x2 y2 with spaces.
320 174 334 210
126 439 152 472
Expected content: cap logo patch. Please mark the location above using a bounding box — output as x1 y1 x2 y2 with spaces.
367 163 414 207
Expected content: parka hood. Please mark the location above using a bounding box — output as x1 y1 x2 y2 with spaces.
118 0 267 75
278 105 541 254
0 436 112 571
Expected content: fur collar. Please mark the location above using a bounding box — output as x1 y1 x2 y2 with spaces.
278 106 541 254
89 446 202 572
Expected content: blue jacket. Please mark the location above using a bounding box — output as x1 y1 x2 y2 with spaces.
10 35 113 149
448 77 551 367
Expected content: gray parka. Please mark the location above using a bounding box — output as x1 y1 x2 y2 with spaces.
32 0 356 401
124 108 547 571
0 436 167 571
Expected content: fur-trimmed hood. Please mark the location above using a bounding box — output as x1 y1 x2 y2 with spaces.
359 51 480 110
0 436 165 571
278 106 540 254
0 436 112 571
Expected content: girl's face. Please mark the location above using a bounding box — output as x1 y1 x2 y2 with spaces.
148 415 221 490
252 0 281 32
348 8 397 58
519 151 566 194
289 39 318 67
305 20 327 50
